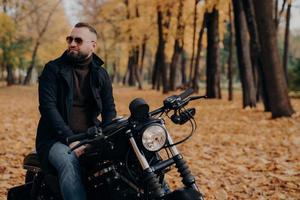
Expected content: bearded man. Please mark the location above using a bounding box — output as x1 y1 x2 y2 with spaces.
36 22 116 200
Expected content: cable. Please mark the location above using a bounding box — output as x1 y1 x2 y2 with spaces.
164 107 197 148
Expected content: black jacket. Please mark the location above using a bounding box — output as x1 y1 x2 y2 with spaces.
35 52 116 170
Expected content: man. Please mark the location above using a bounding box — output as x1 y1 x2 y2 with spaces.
36 22 116 200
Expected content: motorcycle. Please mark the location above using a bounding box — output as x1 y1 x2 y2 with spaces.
8 88 205 200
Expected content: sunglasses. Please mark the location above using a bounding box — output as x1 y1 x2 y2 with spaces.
66 36 83 45
66 36 95 45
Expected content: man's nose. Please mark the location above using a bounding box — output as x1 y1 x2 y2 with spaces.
69 39 77 47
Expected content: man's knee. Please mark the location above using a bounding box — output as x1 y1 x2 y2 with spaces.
59 153 79 171
49 142 80 172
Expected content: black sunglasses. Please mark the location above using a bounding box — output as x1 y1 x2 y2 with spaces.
66 36 83 45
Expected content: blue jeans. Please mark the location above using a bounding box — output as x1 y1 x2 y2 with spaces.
49 142 86 200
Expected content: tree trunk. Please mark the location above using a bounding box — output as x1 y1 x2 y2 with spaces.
274 0 279 27
242 0 258 102
127 49 136 86
23 0 61 85
206 9 221 99
169 0 184 91
124 0 136 87
99 30 108 69
283 1 291 84
242 0 270 110
152 6 163 90
152 4 168 93
233 0 256 108
192 16 206 92
228 4 234 101
111 60 117 83
181 50 187 86
253 0 294 117
123 69 128 85
23 41 40 85
2 45 15 85
133 46 143 89
189 0 198 84
139 35 147 76
3 0 7 12
169 39 181 91
3 0 15 86
6 64 15 86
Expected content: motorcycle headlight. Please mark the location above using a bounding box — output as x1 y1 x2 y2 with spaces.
142 124 167 152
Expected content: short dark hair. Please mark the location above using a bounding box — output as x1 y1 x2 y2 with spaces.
74 22 98 38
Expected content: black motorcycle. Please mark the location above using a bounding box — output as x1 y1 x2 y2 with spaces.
8 88 205 200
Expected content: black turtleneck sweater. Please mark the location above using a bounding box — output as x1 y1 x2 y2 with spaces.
69 55 94 133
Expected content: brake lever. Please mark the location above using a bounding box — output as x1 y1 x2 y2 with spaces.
172 95 206 110
189 95 207 101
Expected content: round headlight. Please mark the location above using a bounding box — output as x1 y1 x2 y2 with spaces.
142 124 167 152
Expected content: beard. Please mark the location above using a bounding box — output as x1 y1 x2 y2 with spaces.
66 49 90 62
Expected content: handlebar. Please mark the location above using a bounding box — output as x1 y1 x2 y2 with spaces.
66 127 102 145
66 132 89 145
149 88 206 116
67 132 105 153
178 88 194 100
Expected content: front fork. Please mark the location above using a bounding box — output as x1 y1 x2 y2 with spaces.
127 130 165 199
166 132 199 192
127 129 201 199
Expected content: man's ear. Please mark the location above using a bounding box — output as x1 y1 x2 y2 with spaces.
92 41 97 49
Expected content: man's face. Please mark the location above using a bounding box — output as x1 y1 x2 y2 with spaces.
66 27 97 60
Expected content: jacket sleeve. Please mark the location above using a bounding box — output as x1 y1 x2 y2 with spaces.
100 69 117 125
38 63 74 142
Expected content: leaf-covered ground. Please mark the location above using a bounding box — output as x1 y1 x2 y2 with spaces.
0 86 299 200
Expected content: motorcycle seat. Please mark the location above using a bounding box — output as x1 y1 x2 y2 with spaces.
23 152 41 172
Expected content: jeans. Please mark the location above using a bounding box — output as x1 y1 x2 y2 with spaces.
49 142 86 200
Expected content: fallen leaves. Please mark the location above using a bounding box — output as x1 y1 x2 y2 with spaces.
0 86 300 199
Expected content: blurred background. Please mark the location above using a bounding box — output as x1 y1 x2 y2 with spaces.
0 0 300 92
0 0 299 96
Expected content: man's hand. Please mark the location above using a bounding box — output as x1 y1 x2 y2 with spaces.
69 141 86 157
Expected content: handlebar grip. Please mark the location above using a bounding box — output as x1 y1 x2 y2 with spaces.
66 132 87 145
178 88 194 100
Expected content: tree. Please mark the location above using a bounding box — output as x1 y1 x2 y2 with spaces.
227 3 234 101
1 2 15 85
283 0 292 84
169 0 185 91
23 0 62 85
192 15 205 93
152 2 172 93
232 0 256 108
189 0 198 84
253 0 294 117
123 0 141 88
242 0 270 111
206 8 221 99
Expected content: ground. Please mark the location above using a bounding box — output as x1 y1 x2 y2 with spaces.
0 86 299 200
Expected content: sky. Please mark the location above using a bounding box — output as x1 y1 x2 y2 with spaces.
62 0 79 26
62 0 300 33
287 0 300 32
